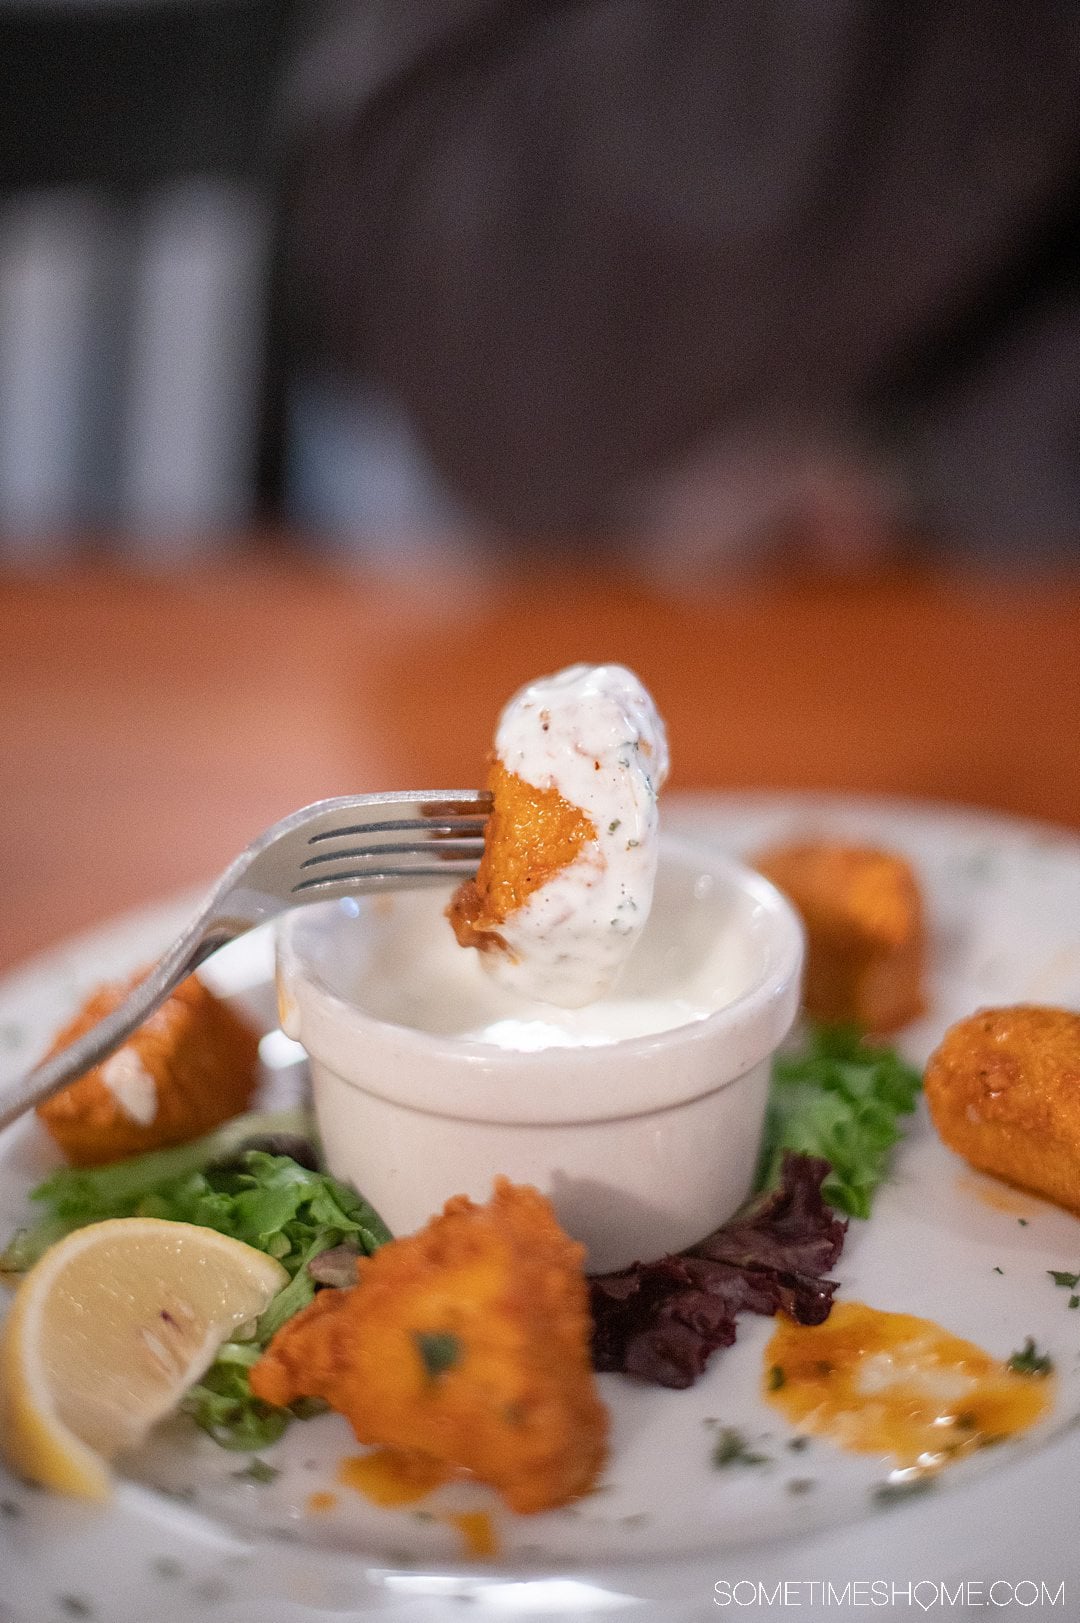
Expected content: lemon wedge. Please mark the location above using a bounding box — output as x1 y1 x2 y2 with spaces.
0 1217 288 1499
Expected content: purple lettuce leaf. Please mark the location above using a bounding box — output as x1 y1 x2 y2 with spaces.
588 1152 847 1389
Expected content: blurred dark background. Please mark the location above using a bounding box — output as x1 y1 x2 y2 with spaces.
1 1 1078 572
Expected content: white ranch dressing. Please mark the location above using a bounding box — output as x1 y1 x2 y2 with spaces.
483 663 669 1007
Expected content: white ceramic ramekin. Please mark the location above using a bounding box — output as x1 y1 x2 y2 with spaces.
277 835 803 1272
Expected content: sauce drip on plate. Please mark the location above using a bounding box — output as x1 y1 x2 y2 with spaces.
764 1301 1053 1470
338 1448 451 1506
338 1449 501 1559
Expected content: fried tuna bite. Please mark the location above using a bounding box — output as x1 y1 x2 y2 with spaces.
251 1178 609 1513
925 1005 1080 1214
448 664 669 1008
448 759 594 952
36 973 260 1166
754 841 925 1032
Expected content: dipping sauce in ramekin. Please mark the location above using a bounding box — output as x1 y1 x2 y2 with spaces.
278 835 802 1272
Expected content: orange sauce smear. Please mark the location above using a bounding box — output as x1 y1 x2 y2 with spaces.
306 1490 338 1514
338 1449 501 1560
338 1449 451 1507
442 1510 499 1560
764 1301 1053 1471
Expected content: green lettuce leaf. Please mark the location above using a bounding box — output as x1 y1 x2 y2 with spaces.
1 1109 391 1449
757 1024 922 1219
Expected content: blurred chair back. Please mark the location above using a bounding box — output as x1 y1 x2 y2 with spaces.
0 0 288 565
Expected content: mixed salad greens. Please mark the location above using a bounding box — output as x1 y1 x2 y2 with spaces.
1 1025 919 1443
1 1109 391 1449
757 1024 922 1219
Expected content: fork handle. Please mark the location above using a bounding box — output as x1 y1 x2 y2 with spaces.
0 920 237 1134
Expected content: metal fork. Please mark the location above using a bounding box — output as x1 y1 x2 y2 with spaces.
0 791 490 1132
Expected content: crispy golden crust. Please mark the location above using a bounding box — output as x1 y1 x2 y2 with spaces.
924 1005 1080 1214
754 840 925 1032
36 973 260 1166
447 759 594 951
250 1178 609 1514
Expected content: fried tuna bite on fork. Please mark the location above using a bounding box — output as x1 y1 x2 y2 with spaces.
753 841 925 1033
925 1005 1080 1215
448 664 668 1008
251 1179 609 1513
448 759 594 953
36 973 260 1166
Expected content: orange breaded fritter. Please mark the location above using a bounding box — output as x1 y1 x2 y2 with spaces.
448 759 594 952
925 1005 1080 1215
754 840 925 1032
250 1178 608 1513
36 973 260 1166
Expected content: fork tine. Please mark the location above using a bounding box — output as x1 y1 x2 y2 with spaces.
300 838 485 870
291 865 478 896
307 816 487 845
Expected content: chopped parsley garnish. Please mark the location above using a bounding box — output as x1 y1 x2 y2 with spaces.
414 1331 462 1379
1007 1337 1054 1377
150 1557 184 1579
992 1266 1004 1275
757 1025 922 1218
711 1428 770 1468
767 1365 786 1391
1070 1296 1079 1310
1048 1270 1080 1289
1018 1218 1029 1227
232 1459 279 1485
873 1476 937 1506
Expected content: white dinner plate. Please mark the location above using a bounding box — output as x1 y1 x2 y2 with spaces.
3 792 1080 1623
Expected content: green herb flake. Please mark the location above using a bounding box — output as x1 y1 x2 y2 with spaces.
232 1459 279 1485
1048 1270 1080 1289
608 820 621 834
711 1428 770 1469
1070 1296 1079 1310
414 1331 462 1379
787 1435 811 1453
1018 1218 1029 1227
1007 1337 1054 1378
992 1266 1004 1275
756 1024 922 1218
873 1476 937 1506
767 1365 786 1391
150 1557 184 1580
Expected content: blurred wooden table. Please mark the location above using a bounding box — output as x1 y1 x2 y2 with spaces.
2 554 1080 974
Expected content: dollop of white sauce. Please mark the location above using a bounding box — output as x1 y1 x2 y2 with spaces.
100 1047 159 1125
483 663 669 1007
339 858 758 1049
